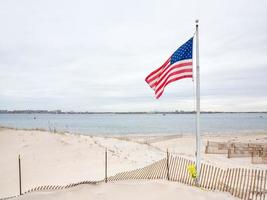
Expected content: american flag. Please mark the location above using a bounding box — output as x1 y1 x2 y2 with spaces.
145 37 193 99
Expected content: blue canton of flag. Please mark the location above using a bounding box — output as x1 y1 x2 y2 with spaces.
170 37 193 65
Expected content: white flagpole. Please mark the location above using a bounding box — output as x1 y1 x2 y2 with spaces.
195 19 201 186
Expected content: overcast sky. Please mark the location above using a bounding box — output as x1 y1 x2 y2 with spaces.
0 0 267 112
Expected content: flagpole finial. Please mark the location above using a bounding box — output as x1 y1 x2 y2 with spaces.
195 19 199 25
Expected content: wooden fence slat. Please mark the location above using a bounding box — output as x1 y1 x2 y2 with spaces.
240 168 247 199
168 156 174 181
220 168 227 191
144 162 155 179
160 159 167 179
204 165 211 189
182 158 189 184
157 159 165 179
218 169 226 191
198 163 205 187
223 168 230 192
146 161 156 179
173 156 178 180
154 160 162 179
144 163 153 179
179 158 186 183
205 165 211 189
170 156 177 181
185 159 191 185
120 171 128 180
230 168 235 195
150 161 160 179
135 167 144 179
230 168 237 195
171 157 180 181
159 158 167 179
208 165 214 190
234 168 241 197
250 170 256 200
139 165 148 179
238 168 243 197
147 161 158 179
215 168 222 190
184 159 191 185
172 157 179 181
212 167 219 190
233 168 239 196
255 169 261 200
169 155 173 181
228 169 234 193
260 170 265 200
163 158 168 179
200 164 206 188
259 170 264 200
210 165 216 190
257 169 262 200
245 169 251 200
255 169 259 200
245 169 252 200
152 160 160 179
257 170 261 200
118 171 126 180
203 164 210 189
134 168 142 179
180 158 186 184
254 170 260 200
237 168 242 197
131 169 138 179
189 161 195 186
263 170 267 200
183 158 190 184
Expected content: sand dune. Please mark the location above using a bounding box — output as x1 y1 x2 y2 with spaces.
0 128 266 199
15 180 238 200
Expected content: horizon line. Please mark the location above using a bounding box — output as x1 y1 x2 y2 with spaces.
0 110 267 114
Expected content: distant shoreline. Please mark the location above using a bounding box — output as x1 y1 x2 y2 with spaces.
0 110 267 114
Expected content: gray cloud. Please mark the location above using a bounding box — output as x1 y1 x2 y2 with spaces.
0 0 267 111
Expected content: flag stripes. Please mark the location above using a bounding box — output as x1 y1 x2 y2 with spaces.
145 59 193 98
145 37 193 99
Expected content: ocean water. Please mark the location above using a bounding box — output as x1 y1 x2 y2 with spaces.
0 113 266 135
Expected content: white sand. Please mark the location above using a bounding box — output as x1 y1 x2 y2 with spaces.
0 128 164 198
0 128 266 199
15 180 238 200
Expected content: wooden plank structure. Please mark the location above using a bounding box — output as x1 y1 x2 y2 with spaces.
205 141 267 164
252 149 267 164
205 141 230 154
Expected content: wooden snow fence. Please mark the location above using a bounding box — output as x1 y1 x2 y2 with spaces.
108 156 266 200
1 156 266 200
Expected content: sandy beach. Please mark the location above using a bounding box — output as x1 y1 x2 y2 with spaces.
0 128 266 199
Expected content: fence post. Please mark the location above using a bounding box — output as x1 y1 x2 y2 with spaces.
18 155 22 195
205 140 209 154
166 149 170 181
105 148 108 183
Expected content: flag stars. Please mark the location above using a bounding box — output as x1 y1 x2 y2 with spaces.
170 37 193 65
